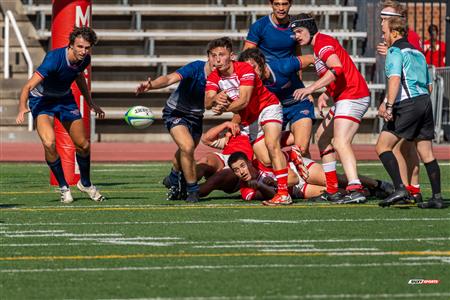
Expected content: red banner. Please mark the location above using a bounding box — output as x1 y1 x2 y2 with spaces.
50 0 92 185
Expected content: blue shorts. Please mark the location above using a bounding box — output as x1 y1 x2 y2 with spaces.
28 94 81 122
162 107 203 141
282 100 315 130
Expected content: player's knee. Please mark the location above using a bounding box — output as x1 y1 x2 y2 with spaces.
332 137 347 151
76 140 90 154
179 144 195 156
42 140 57 154
265 140 279 154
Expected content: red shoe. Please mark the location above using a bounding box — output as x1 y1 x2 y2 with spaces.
262 193 293 206
290 145 309 180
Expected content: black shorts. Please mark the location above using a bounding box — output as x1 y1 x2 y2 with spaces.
162 106 203 141
382 94 434 141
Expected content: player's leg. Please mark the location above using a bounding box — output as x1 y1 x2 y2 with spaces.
65 118 105 202
304 184 328 200
396 140 422 202
170 125 200 202
415 139 445 208
289 101 314 157
312 111 341 201
199 168 239 197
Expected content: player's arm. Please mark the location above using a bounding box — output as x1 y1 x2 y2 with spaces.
205 90 229 111
16 73 43 124
248 180 276 200
226 85 253 113
201 121 239 148
243 41 257 51
75 73 105 119
298 54 314 68
292 54 342 100
135 72 181 95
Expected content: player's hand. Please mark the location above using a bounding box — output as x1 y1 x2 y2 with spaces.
317 93 329 117
91 103 105 119
262 177 276 187
307 95 314 103
247 180 259 189
376 42 388 56
135 77 152 95
15 107 30 124
226 121 240 136
214 91 229 107
378 102 386 118
293 86 313 101
383 107 393 122
212 104 225 115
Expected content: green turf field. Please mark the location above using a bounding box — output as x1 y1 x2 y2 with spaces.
1 162 449 300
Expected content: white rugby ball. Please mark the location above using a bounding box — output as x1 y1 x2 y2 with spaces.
124 106 154 129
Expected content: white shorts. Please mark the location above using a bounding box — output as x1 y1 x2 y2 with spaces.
241 104 283 144
213 152 230 169
329 96 370 123
289 157 316 199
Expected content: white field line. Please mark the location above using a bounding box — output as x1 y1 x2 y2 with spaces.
3 233 122 238
91 292 450 300
0 262 446 274
0 243 89 247
401 256 450 261
0 230 65 233
2 217 450 227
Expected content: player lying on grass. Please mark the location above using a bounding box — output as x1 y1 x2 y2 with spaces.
195 120 253 198
16 26 105 204
205 37 291 206
228 151 394 202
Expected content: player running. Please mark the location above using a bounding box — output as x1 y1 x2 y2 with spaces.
238 48 315 157
376 17 445 209
205 37 291 206
15 27 105 204
136 51 215 203
289 14 370 204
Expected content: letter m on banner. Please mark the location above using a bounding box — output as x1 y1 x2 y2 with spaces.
76 5 90 27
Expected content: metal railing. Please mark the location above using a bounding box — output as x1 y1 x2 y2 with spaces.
434 66 450 143
3 10 34 131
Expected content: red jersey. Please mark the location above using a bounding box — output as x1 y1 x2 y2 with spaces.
239 160 275 201
206 61 279 126
222 134 253 161
424 40 446 67
313 33 369 101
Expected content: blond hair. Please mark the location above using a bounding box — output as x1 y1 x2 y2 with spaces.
387 16 407 36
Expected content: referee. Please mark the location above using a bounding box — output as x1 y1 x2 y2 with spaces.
376 17 445 209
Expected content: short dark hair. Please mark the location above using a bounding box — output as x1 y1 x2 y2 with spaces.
238 48 266 73
68 26 98 46
269 0 293 3
206 37 233 55
387 16 407 37
227 151 250 168
428 24 439 35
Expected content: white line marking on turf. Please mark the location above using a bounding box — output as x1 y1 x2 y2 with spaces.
0 262 446 274
2 217 449 227
3 233 122 238
0 243 90 247
92 292 450 299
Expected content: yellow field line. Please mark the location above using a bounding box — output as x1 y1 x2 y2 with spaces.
1 251 449 262
1 204 387 212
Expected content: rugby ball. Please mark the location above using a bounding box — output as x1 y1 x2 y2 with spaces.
124 106 154 129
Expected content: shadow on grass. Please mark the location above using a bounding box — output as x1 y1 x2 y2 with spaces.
0 204 23 209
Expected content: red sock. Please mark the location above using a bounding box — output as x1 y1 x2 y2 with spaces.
407 185 421 195
323 161 338 194
274 168 289 195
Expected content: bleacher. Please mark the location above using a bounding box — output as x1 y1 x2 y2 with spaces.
5 0 381 142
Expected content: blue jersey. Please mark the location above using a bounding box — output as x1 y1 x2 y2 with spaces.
31 47 90 98
166 60 207 117
246 15 297 62
385 38 431 103
264 56 305 106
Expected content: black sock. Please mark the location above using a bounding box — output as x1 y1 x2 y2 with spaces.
379 151 403 189
47 157 68 188
424 159 441 198
76 153 91 187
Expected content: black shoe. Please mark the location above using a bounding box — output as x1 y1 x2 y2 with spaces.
378 187 409 207
310 191 343 203
337 190 367 204
162 176 172 189
167 185 181 201
417 197 446 209
178 173 187 200
185 191 200 203
371 180 395 199
411 193 423 204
